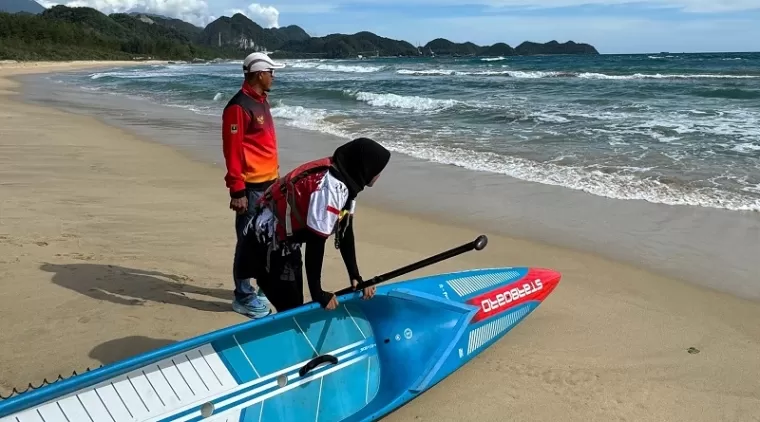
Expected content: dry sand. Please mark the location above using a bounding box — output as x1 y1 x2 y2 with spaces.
1 62 759 422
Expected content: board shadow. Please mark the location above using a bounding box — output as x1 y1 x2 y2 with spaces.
40 262 231 313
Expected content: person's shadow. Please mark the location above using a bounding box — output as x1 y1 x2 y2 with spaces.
40 263 232 312
89 336 177 365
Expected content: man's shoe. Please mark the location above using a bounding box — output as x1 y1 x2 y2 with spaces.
232 298 271 319
256 287 270 306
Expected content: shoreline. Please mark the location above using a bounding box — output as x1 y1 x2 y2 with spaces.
13 64 760 304
2 62 760 421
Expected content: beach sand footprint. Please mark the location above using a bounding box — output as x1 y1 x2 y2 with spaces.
40 263 231 312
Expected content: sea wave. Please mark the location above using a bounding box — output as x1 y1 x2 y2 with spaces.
70 56 760 214
287 61 383 73
270 104 351 138
345 90 461 111
89 70 180 79
396 69 760 79
396 69 553 77
379 141 760 212
267 102 760 212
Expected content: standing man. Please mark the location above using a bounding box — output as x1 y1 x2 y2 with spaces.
222 52 285 319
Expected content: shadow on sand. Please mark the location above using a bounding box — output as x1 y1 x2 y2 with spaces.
89 335 177 365
40 263 231 313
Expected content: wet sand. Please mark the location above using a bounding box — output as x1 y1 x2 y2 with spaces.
1 62 759 421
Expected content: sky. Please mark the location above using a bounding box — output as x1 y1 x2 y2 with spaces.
37 0 760 54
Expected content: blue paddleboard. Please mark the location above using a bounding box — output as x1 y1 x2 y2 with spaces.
0 265 561 422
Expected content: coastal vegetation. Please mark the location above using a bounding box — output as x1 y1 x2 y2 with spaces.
0 4 599 61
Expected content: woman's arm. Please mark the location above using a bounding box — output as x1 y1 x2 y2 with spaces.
338 220 362 284
304 232 333 307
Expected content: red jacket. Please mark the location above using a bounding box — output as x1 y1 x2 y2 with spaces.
222 83 279 198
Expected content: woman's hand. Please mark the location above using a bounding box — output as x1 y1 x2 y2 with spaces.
325 294 339 310
351 279 376 300
362 285 376 300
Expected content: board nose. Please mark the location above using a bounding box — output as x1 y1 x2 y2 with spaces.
466 267 562 323
526 267 562 302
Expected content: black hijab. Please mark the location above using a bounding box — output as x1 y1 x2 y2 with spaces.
330 138 391 198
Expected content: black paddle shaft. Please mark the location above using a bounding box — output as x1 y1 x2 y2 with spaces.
335 234 488 296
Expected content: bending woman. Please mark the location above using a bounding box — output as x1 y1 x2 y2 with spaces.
235 137 391 312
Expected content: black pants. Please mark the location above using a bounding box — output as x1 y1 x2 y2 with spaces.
232 187 266 303
239 233 306 313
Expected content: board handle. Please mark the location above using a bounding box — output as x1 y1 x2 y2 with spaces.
299 354 338 377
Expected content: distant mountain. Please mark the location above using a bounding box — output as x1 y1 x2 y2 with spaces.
198 13 286 52
423 38 482 56
514 40 598 55
479 43 515 57
416 39 597 58
270 25 310 43
128 12 203 40
273 31 418 58
0 0 44 14
197 14 599 59
0 5 600 61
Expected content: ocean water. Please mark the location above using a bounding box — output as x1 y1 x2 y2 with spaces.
61 52 760 212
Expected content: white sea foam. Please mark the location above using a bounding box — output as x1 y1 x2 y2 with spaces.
287 61 383 73
376 141 760 212
89 69 188 79
732 143 760 154
396 68 759 79
348 90 460 111
269 104 352 139
578 72 759 80
396 69 555 77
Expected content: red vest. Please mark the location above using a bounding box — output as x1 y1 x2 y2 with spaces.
257 157 334 241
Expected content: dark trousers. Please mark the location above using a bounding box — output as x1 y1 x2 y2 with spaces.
233 194 306 313
232 186 267 303
255 246 305 312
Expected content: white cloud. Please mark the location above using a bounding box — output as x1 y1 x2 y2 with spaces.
39 0 212 25
274 3 336 14
38 0 283 27
226 3 280 28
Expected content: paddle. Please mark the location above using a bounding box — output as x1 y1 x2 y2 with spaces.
335 234 489 296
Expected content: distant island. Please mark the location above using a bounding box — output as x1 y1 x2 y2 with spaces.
0 3 600 61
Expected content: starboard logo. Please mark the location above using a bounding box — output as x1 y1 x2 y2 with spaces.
359 343 377 353
479 279 543 315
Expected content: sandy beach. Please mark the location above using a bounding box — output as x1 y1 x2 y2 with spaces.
1 61 760 421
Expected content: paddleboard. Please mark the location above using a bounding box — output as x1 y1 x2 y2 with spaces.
0 266 560 422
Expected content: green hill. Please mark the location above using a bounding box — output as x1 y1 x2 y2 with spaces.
0 5 599 61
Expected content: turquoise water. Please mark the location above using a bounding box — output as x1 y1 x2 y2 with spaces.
61 52 760 212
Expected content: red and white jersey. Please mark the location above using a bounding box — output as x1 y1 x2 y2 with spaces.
304 170 351 237
251 159 354 243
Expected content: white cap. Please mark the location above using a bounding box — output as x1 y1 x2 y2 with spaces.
243 52 285 73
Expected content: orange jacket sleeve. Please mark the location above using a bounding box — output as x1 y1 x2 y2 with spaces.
222 104 249 198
